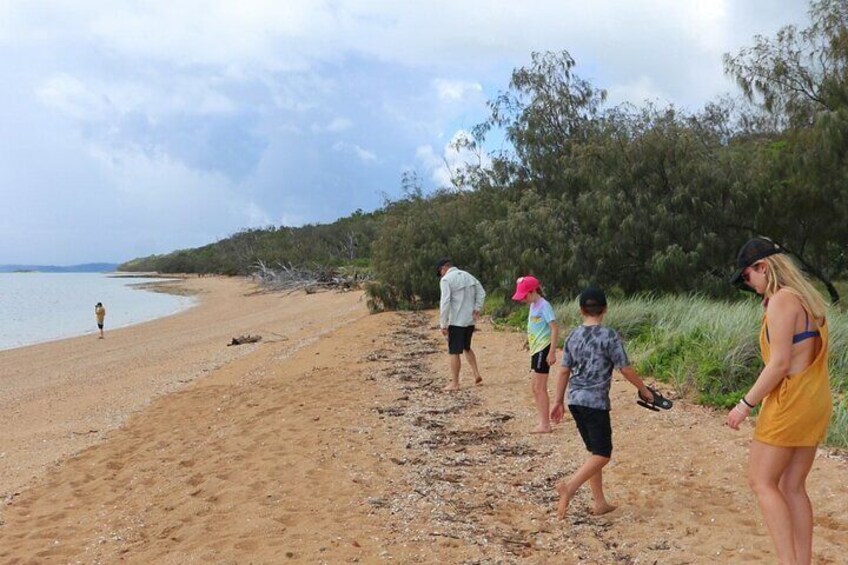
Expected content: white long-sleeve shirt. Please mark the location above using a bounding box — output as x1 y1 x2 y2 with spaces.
439 267 486 328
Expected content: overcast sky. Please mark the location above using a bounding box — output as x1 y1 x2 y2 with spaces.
0 1 809 265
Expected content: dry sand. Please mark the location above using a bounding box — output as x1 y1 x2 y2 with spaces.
0 277 845 563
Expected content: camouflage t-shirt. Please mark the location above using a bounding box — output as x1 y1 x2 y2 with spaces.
561 324 630 410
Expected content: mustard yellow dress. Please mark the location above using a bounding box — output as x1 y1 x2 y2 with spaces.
754 312 832 447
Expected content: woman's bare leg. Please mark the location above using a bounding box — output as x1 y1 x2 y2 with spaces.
748 440 797 564
779 446 817 565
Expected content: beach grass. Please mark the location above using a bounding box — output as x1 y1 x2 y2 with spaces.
544 293 848 449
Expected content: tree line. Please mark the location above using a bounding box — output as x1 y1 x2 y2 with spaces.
121 0 848 307
120 209 382 275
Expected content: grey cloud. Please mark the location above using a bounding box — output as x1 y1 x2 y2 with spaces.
0 0 812 264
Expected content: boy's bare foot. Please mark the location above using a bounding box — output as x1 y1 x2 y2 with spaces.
592 502 617 515
530 426 552 434
444 384 460 392
555 482 573 519
474 376 483 386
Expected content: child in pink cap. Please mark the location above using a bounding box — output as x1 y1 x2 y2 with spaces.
513 276 559 433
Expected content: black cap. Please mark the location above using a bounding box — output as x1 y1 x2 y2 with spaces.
579 287 607 308
729 237 783 286
435 258 452 277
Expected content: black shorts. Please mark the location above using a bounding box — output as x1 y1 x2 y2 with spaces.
569 404 612 458
530 345 551 374
97 323 104 329
447 325 475 355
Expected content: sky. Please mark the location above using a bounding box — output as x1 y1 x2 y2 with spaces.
0 1 810 265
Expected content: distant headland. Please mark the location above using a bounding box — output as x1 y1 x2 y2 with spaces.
0 263 119 273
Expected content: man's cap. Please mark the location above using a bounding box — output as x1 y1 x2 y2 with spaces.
435 258 452 277
579 287 607 308
729 237 783 286
511 275 540 301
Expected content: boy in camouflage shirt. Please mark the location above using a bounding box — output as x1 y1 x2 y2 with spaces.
550 287 656 519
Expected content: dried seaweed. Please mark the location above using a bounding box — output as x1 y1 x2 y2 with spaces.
357 311 641 563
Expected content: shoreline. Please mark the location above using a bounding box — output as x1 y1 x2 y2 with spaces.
0 276 368 499
0 274 199 354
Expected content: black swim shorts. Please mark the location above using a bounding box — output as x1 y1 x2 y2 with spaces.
530 345 551 374
447 325 475 355
568 404 612 458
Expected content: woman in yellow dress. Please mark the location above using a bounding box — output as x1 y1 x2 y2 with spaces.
726 237 832 565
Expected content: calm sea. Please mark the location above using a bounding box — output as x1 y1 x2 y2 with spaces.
0 273 197 351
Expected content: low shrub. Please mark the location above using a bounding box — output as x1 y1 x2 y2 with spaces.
364 281 421 313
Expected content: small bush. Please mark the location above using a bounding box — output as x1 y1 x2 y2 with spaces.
486 292 528 331
364 281 421 313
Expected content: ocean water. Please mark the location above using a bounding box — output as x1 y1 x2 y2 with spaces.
0 273 197 351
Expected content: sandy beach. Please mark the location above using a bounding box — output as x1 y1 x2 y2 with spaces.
0 277 845 563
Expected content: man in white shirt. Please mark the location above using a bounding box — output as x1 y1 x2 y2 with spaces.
436 259 486 391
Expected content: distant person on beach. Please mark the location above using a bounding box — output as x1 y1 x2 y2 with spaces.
512 275 559 433
94 302 106 339
436 259 485 391
550 287 656 519
726 237 831 565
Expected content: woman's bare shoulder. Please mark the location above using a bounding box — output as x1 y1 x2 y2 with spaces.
767 288 803 313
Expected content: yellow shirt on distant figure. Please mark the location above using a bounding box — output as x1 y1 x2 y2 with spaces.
754 312 832 446
95 306 106 323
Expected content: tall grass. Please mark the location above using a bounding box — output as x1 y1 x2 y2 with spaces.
550 294 848 449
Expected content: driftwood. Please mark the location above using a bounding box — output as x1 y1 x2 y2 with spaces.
227 335 262 346
251 261 369 294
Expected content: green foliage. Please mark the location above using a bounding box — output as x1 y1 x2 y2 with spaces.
697 391 754 410
481 50 608 198
723 0 848 127
369 50 783 307
481 291 508 318
119 210 382 275
477 190 574 298
364 280 417 313
493 305 528 332
551 293 848 447
120 4 848 315
554 294 762 397
370 178 513 307
826 396 848 447
723 0 848 302
561 104 745 295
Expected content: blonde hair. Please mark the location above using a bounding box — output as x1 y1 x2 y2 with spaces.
761 254 828 320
